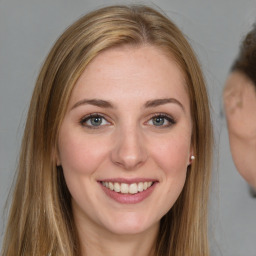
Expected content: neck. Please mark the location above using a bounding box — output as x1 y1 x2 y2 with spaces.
75 214 159 256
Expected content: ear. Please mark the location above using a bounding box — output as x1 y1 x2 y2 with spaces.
187 147 195 166
56 156 61 166
53 147 61 166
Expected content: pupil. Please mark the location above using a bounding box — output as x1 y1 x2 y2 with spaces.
91 117 102 126
153 117 164 126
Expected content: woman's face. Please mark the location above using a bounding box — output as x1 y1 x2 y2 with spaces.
57 45 193 236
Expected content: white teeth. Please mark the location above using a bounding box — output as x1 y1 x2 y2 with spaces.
129 183 138 194
109 182 114 191
120 183 129 193
102 181 154 194
114 182 121 192
138 182 144 192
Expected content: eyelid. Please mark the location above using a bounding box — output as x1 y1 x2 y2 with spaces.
145 113 176 127
79 112 176 129
79 113 111 128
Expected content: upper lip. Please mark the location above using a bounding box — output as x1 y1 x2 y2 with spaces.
98 178 158 184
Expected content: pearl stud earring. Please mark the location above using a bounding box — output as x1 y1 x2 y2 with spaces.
191 155 195 160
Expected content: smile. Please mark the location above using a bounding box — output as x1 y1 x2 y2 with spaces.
101 181 154 194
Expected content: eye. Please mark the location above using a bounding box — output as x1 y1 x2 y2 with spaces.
147 114 176 127
80 114 110 128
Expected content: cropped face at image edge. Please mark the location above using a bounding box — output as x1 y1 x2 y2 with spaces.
57 45 193 237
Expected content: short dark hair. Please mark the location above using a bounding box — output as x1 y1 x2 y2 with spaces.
231 24 256 87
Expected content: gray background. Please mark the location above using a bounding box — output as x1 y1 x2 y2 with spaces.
1 0 256 255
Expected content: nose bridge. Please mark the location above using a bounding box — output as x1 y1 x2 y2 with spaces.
111 122 147 170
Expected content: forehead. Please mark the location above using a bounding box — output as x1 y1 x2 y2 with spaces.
68 45 189 109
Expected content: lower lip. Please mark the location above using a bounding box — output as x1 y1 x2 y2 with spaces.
100 182 157 204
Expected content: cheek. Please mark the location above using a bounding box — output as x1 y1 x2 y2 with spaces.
58 132 108 175
58 133 110 207
151 133 191 176
147 133 191 218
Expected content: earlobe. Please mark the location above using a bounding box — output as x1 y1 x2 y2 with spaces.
56 158 61 166
56 153 61 166
187 146 195 166
53 147 61 166
187 154 195 166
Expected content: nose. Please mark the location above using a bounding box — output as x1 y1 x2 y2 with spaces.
110 126 148 170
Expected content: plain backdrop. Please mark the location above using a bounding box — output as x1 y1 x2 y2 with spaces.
1 0 256 255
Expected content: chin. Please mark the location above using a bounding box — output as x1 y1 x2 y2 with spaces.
101 212 159 236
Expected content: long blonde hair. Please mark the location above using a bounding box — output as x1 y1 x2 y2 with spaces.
1 5 213 256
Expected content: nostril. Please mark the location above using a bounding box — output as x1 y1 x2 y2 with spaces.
110 131 148 169
111 152 148 170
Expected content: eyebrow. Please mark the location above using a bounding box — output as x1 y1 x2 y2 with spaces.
144 98 185 111
71 99 114 110
71 97 184 111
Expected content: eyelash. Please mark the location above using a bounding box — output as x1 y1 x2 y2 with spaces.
79 113 110 129
79 113 176 129
146 113 176 128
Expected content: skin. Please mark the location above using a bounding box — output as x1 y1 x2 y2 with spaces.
57 45 193 256
223 71 256 188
